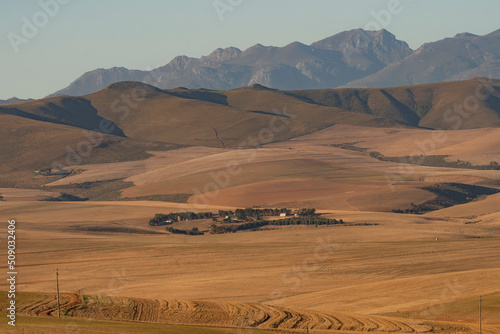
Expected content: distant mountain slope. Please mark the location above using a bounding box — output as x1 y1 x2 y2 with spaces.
311 28 412 68
51 29 413 96
49 28 500 96
0 96 125 136
286 78 500 129
50 67 149 97
83 82 398 148
345 29 500 88
0 97 32 105
0 81 402 187
3 79 500 188
0 109 176 188
8 78 500 148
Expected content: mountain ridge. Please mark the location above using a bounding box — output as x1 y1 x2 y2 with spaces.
0 97 33 105
344 29 500 88
48 28 500 98
50 28 414 97
3 77 498 141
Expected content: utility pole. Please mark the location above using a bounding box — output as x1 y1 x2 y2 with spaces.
479 295 482 334
56 269 61 318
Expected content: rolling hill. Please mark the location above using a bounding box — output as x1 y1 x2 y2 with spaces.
2 78 500 189
287 78 500 129
2 78 500 212
7 78 500 145
2 81 500 333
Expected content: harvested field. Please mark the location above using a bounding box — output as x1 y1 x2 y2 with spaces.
2 292 496 333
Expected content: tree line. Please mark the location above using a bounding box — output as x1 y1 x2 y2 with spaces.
219 208 291 219
166 227 203 235
148 208 343 236
268 217 343 226
218 208 317 220
209 216 344 234
149 212 213 226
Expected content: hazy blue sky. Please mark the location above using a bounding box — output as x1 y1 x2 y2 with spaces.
1 0 499 99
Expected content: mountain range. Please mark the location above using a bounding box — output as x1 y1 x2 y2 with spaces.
0 97 32 105
47 28 500 97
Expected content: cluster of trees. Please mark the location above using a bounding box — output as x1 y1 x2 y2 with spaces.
209 217 344 234
45 193 87 202
150 207 343 236
149 212 213 226
370 152 500 171
210 220 269 234
36 168 71 176
335 142 500 171
218 208 317 221
475 161 500 170
268 217 342 225
219 208 291 220
392 202 424 214
392 183 500 215
296 208 316 216
331 143 368 153
166 227 203 235
420 158 500 170
236 208 291 219
210 225 237 234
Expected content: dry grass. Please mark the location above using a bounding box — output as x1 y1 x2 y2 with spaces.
2 81 500 332
288 78 500 130
23 123 500 213
0 312 267 334
0 291 492 333
0 201 499 332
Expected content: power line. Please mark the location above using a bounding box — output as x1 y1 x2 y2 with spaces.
479 295 482 334
56 269 61 319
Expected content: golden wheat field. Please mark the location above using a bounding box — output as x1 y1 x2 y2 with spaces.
2 97 500 332
0 194 499 333
4 0 500 330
